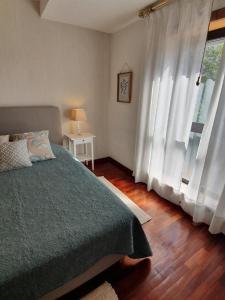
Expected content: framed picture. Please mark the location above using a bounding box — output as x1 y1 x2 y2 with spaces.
117 72 132 103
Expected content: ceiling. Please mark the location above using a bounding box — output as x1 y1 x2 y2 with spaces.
213 0 225 11
40 0 154 33
40 0 225 34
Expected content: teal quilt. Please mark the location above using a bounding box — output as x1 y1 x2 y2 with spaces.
0 145 152 299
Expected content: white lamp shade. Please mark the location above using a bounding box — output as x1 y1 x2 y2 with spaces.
71 108 87 122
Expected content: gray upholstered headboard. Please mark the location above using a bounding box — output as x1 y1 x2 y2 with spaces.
0 106 62 144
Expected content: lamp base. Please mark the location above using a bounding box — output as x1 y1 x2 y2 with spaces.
77 121 82 135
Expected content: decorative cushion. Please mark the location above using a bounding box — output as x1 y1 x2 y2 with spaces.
0 135 9 145
0 140 32 172
12 130 55 162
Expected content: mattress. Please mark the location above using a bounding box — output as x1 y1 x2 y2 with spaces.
0 145 152 300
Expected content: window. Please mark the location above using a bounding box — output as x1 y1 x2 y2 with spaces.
182 9 225 184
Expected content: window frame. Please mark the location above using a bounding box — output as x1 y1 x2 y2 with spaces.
208 8 225 45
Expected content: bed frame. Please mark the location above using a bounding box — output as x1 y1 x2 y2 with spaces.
0 106 122 299
40 255 122 299
0 106 62 145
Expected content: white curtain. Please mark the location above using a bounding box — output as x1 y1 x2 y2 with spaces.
183 46 225 234
134 0 213 201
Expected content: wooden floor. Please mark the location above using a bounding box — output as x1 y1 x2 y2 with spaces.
61 160 225 300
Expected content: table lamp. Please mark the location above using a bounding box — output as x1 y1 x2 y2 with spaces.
71 108 87 135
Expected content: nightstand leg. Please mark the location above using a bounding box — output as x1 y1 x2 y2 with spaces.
91 141 94 171
73 142 76 158
85 144 88 165
69 139 72 154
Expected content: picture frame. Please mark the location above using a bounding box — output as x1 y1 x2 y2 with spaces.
117 71 132 103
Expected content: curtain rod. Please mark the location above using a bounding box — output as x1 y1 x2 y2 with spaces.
138 0 172 18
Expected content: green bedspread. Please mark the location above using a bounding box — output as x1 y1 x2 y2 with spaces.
0 145 152 299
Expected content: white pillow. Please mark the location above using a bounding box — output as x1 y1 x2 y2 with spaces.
0 140 32 172
0 135 9 145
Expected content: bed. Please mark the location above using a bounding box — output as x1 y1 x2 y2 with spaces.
0 106 152 300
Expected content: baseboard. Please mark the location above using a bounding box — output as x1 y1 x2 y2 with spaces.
94 157 133 176
94 157 111 164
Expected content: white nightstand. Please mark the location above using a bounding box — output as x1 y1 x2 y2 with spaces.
64 133 96 171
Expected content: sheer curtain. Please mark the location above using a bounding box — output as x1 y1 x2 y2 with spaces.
134 0 213 200
183 46 225 234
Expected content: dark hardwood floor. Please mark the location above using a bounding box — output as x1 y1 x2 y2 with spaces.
61 160 225 300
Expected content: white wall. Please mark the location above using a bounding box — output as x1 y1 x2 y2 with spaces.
213 0 225 10
107 21 146 170
0 0 109 158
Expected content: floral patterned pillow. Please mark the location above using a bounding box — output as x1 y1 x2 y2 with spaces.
12 130 55 162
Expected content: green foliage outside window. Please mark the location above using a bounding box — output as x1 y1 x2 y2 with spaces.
201 41 224 83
